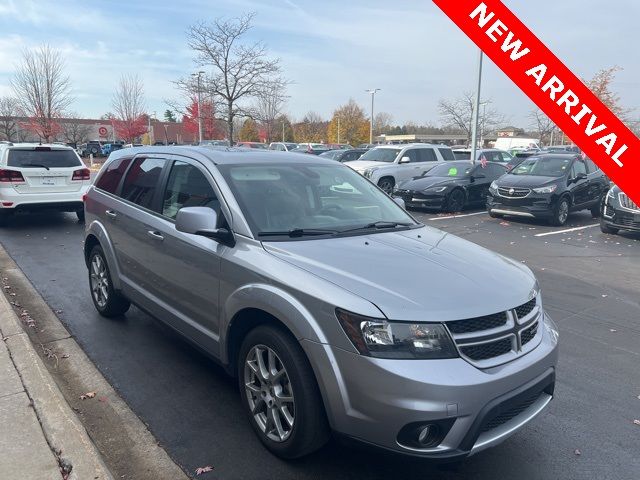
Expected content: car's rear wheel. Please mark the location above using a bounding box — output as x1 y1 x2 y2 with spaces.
377 177 394 194
76 209 85 222
88 245 130 317
238 325 329 459
551 197 570 226
590 199 602 218
0 210 13 227
600 221 619 235
445 189 465 213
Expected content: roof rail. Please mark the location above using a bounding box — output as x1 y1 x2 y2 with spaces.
0 141 13 146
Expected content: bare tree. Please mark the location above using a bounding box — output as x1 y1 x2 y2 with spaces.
112 74 147 142
293 111 328 143
528 109 557 146
184 13 284 143
60 112 92 146
438 92 505 143
11 45 73 142
251 78 289 143
0 96 19 141
373 112 393 136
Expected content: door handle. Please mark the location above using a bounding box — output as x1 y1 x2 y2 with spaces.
147 230 164 241
105 210 117 218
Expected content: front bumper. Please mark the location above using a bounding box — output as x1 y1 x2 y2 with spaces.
487 192 556 219
394 189 447 210
602 201 640 231
302 314 558 459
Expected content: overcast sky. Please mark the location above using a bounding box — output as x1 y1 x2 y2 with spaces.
0 0 638 128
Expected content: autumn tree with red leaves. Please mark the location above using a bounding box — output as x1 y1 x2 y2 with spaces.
11 45 73 142
112 74 147 143
181 98 222 141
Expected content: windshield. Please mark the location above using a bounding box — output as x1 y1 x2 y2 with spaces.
7 149 82 168
358 148 401 163
217 163 417 238
427 163 472 177
511 156 571 177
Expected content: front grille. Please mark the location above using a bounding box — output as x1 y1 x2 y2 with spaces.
619 193 639 211
515 298 536 320
498 187 530 198
481 391 542 433
460 338 513 361
521 322 538 346
447 312 508 334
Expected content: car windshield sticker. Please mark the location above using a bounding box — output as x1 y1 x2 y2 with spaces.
448 167 458 176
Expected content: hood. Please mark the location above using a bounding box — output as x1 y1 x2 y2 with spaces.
399 176 461 191
344 160 394 172
496 174 560 188
263 227 537 321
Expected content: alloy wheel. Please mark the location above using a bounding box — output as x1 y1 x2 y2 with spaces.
449 190 465 212
558 200 569 224
90 255 109 308
378 180 393 194
244 345 295 442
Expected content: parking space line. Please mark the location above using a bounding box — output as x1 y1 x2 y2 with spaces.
428 211 487 221
534 224 599 237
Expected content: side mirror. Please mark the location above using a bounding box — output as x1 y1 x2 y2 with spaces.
176 206 235 246
393 197 406 210
399 156 411 164
576 172 587 181
472 173 486 180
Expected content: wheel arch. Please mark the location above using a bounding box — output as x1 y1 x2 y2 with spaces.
84 222 123 291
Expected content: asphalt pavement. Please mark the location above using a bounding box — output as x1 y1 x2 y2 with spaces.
0 207 638 480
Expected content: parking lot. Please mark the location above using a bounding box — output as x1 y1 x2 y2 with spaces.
0 204 638 480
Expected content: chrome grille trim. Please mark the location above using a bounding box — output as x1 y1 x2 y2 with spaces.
497 187 531 198
619 192 639 212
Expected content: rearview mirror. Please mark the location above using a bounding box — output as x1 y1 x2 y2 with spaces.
399 156 411 164
176 207 235 246
393 197 406 209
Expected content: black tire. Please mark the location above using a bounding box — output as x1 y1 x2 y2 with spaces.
377 177 395 195
0 210 12 227
445 189 465 213
88 245 130 317
238 325 329 459
76 209 85 222
89 147 99 155
550 196 570 226
600 221 619 235
590 199 602 218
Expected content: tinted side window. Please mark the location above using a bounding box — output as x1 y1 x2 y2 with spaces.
162 161 220 221
418 148 437 162
121 157 165 210
500 151 513 162
403 149 420 162
571 160 587 177
95 157 132 194
438 148 455 161
486 163 506 178
585 158 599 173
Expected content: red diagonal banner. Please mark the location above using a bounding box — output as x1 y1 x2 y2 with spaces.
433 0 639 205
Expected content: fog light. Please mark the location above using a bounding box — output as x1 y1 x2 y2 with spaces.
418 425 436 445
397 419 455 450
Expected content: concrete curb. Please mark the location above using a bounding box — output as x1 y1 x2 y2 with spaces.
0 245 190 480
0 290 113 480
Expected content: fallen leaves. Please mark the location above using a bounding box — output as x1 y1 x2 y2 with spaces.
79 391 96 400
195 466 214 475
574 448 581 456
633 419 640 427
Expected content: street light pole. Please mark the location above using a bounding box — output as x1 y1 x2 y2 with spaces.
192 71 205 144
366 88 380 145
470 51 484 165
480 101 488 148
282 121 285 142
337 117 340 144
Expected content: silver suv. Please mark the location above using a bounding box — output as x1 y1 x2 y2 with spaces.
345 143 454 193
84 147 558 460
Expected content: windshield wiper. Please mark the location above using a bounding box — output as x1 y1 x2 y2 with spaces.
339 221 414 234
258 228 339 238
20 163 50 170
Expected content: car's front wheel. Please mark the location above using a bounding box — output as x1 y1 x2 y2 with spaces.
600 221 619 235
551 197 570 226
445 189 465 213
238 325 329 459
377 177 394 194
88 245 130 317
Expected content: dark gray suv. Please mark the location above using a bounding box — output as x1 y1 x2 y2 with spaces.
84 146 558 460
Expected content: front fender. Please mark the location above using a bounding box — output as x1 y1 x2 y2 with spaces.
85 220 122 291
220 283 330 364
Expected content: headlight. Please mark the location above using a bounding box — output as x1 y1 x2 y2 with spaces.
425 186 448 193
543 314 559 344
336 309 458 359
489 181 498 192
533 184 558 194
363 168 377 178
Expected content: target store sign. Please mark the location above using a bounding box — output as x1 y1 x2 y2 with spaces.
98 126 108 137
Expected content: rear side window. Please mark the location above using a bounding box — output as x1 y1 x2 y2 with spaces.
121 157 165 210
585 158 599 173
438 148 455 161
7 149 81 168
95 157 132 194
417 149 437 162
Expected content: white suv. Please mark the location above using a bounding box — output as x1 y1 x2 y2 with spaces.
0 143 91 225
344 144 454 193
